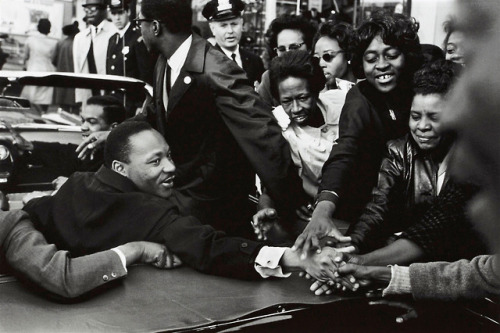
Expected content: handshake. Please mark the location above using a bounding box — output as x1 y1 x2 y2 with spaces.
287 246 380 296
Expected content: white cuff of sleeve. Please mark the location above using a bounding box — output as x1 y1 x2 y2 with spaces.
254 246 292 278
111 248 128 272
382 265 411 297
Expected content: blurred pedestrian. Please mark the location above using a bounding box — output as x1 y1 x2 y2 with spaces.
73 0 117 103
53 22 80 113
21 18 58 112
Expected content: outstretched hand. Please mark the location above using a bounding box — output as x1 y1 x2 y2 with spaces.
251 208 278 240
76 131 110 160
292 202 351 259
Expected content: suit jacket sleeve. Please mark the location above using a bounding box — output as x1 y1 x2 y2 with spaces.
256 70 277 108
348 142 404 250
409 255 500 301
317 86 372 203
152 208 264 280
205 52 307 214
3 210 126 299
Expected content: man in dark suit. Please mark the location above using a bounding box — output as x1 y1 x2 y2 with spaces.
106 0 155 84
110 0 306 238
25 122 340 281
202 0 265 87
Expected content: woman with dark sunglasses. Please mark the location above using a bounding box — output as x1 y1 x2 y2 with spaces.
293 13 423 256
313 22 356 91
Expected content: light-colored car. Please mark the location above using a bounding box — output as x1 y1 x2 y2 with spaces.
0 71 152 208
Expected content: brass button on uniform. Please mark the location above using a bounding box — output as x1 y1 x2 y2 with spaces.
241 242 248 248
111 272 117 278
103 275 109 281
112 54 116 59
111 65 115 70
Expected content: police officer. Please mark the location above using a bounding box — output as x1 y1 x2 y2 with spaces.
202 0 264 86
106 0 155 84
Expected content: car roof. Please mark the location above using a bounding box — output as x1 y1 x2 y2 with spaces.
0 71 153 96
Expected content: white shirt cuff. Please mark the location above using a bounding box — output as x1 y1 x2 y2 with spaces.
111 248 128 272
382 265 411 297
254 246 292 278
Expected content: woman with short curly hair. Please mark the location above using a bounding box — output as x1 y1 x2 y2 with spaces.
293 12 424 255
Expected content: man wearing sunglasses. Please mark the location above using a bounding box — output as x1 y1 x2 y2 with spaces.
202 0 264 87
106 0 155 85
73 0 117 103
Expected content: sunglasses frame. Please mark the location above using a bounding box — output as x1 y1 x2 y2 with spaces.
314 50 346 63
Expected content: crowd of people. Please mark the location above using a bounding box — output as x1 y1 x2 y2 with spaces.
0 0 499 322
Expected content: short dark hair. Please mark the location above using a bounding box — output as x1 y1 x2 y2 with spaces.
86 95 126 125
38 18 51 35
269 50 326 100
141 0 192 34
351 12 422 80
421 43 444 64
413 59 461 96
104 121 153 168
313 22 355 61
267 14 317 58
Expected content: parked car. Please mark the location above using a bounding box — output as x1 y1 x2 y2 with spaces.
0 71 152 208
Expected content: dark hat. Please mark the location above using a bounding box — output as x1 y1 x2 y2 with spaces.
202 0 245 22
82 0 108 7
62 21 80 36
109 0 130 10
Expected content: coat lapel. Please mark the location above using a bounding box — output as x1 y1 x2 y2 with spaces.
166 35 206 114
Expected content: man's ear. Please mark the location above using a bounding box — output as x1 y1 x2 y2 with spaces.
111 160 127 177
153 20 161 36
208 22 215 35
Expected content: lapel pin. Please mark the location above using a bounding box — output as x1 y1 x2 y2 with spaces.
184 76 191 84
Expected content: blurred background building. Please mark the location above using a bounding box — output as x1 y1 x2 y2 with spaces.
0 0 457 71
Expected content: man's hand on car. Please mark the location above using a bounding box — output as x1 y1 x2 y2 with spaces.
117 242 182 269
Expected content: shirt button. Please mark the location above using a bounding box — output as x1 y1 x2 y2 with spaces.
111 65 115 70
241 242 248 248
111 272 117 278
103 275 109 281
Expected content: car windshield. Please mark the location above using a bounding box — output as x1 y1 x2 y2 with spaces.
0 72 150 127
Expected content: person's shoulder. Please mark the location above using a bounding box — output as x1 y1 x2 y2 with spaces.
204 44 245 76
385 135 412 163
240 47 261 61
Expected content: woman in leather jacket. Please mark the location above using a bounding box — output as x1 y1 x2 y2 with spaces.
348 60 462 252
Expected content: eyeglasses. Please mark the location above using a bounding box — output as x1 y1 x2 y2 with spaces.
83 5 105 13
133 17 158 29
314 50 345 63
274 42 306 54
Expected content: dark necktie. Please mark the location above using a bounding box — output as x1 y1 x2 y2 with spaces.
87 28 100 96
231 53 237 63
163 64 171 112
